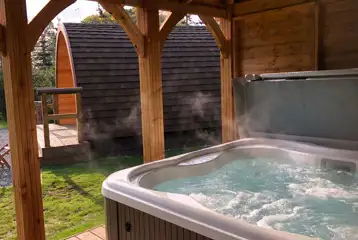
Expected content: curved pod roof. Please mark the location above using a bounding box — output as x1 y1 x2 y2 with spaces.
56 23 221 141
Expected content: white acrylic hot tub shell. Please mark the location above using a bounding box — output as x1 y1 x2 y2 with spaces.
102 138 358 240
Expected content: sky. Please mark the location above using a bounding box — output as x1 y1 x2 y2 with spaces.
26 0 99 24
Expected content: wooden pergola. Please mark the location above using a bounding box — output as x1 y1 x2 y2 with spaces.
0 0 315 239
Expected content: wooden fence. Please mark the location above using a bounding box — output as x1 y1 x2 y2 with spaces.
37 87 83 148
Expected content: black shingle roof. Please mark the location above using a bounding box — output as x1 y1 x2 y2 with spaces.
63 23 221 139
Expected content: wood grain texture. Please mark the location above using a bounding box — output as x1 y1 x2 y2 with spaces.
220 18 237 142
97 0 227 17
107 199 213 240
75 92 84 143
320 0 358 69
27 0 75 51
56 31 76 125
199 15 229 57
159 12 185 49
100 2 145 57
233 0 314 17
104 198 119 239
234 2 317 75
137 8 165 162
0 0 45 239
41 94 51 147
0 24 5 55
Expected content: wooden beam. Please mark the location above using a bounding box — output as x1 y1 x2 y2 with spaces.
48 113 77 121
96 0 227 17
0 0 45 239
100 1 145 57
199 15 229 58
0 24 5 56
220 18 237 142
233 0 314 17
27 0 76 51
137 7 165 162
159 12 185 49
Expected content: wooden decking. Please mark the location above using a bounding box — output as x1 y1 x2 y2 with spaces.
67 226 106 240
36 124 90 164
37 124 78 150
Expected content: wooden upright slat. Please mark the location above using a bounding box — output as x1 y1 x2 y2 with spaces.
220 18 237 142
41 93 50 147
137 7 165 162
75 92 84 143
0 0 45 239
107 201 214 240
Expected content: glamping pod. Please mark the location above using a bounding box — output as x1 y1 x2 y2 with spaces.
55 23 222 154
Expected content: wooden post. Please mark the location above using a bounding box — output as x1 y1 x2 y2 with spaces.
220 18 237 142
75 92 84 143
41 93 50 148
0 0 46 239
137 7 165 162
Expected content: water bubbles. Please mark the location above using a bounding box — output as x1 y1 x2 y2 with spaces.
154 157 358 240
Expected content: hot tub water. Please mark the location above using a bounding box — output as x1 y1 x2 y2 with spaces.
154 158 358 240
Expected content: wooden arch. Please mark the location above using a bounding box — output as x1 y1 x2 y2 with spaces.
55 24 78 124
27 0 76 52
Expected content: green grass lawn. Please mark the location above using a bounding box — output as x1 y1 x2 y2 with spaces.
0 147 200 240
0 156 143 240
0 119 7 129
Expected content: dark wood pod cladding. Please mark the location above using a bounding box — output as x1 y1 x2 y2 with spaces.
56 23 222 154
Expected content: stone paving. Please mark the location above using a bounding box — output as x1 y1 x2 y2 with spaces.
0 128 11 186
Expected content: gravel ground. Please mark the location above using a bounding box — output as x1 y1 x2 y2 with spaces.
0 128 11 186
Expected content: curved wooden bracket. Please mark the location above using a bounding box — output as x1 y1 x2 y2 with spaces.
199 15 229 58
27 0 76 52
100 1 145 57
0 25 5 56
159 12 185 49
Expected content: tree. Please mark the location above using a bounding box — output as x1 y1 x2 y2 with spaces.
31 22 57 89
32 66 56 88
82 6 168 25
32 22 57 69
82 5 117 24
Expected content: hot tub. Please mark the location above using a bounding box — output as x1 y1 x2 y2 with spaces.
102 138 358 240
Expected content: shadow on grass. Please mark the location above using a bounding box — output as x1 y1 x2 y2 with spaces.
63 175 103 206
41 147 200 208
42 156 144 207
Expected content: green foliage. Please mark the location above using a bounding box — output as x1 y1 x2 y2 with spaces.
32 22 57 69
0 146 199 239
33 66 56 88
0 117 6 129
82 10 116 24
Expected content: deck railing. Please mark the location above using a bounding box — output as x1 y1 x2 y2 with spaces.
37 87 84 148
